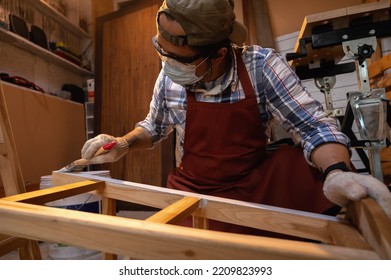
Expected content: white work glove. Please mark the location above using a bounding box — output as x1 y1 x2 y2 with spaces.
81 134 129 164
323 171 391 219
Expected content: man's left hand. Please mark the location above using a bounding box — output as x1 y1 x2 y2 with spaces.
323 171 391 219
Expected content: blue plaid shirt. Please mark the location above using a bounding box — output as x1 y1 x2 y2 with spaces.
137 45 350 165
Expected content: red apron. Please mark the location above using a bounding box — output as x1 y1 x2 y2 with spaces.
167 52 336 235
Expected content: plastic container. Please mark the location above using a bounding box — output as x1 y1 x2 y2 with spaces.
40 170 110 260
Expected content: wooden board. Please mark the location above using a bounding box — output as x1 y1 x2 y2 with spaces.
0 80 42 259
0 172 389 260
0 82 86 188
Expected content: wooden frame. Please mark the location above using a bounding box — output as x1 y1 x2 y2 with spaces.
0 172 390 260
369 52 391 97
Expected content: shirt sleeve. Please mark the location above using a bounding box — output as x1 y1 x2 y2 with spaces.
259 49 351 165
136 70 174 147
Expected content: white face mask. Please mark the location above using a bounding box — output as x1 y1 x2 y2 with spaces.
162 56 210 86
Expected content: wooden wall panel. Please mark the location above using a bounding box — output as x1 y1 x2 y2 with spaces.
0 82 86 196
95 0 174 186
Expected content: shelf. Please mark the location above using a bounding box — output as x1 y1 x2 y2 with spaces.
30 0 90 39
85 102 94 140
0 27 93 76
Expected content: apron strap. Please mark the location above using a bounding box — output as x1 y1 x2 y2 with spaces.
235 49 255 99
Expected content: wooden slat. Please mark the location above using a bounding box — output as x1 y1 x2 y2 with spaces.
346 198 391 259
0 199 380 260
146 197 200 224
1 180 105 205
52 172 369 248
101 197 117 260
193 207 209 229
0 234 28 257
368 52 391 79
372 72 391 88
0 82 25 196
18 239 42 260
327 220 372 250
102 197 116 216
0 81 42 259
0 234 41 260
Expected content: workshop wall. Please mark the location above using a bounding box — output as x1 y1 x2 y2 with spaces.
91 0 369 43
267 0 364 37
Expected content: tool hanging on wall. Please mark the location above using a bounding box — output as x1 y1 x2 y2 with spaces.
0 73 44 93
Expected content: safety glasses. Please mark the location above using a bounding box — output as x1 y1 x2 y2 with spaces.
152 36 202 64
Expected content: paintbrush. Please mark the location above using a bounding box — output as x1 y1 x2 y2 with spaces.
58 141 117 172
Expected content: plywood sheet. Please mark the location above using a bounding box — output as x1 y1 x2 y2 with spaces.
1 82 86 186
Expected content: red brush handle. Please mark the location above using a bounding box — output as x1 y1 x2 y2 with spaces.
102 141 117 150
93 141 117 157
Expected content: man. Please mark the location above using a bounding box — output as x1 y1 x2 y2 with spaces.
82 0 391 233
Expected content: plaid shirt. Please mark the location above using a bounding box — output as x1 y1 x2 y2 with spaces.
137 45 350 165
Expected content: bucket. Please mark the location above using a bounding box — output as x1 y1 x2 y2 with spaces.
40 170 110 260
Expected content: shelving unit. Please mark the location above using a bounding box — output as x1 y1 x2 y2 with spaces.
0 0 94 175
29 0 92 54
30 0 89 38
0 27 92 76
0 0 93 76
85 101 94 140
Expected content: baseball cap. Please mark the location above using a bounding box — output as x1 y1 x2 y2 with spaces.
157 0 247 46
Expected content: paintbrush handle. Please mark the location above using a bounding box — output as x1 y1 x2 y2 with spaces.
93 141 117 157
58 141 118 172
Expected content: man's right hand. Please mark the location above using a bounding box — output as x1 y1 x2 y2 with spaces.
81 134 129 164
